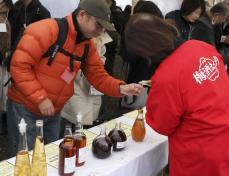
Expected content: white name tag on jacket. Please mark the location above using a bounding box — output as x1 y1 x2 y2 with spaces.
0 23 7 32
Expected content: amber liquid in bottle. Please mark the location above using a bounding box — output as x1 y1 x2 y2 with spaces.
74 135 86 166
59 136 76 176
108 123 127 151
14 150 31 176
14 118 31 176
31 136 47 176
131 109 146 142
31 120 47 176
74 114 87 167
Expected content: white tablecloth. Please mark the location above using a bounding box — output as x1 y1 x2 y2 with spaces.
4 114 168 176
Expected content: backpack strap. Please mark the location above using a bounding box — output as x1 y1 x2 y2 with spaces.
58 43 89 72
43 18 90 72
82 44 90 59
43 18 68 64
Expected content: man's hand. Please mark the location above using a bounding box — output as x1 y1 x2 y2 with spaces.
38 98 55 116
120 83 144 96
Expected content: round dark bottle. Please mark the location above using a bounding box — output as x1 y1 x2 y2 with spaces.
108 122 127 151
92 127 113 159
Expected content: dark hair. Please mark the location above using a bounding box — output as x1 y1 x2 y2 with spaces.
133 1 143 14
124 5 131 15
74 7 81 15
133 1 163 19
125 13 178 64
4 0 14 9
111 0 116 6
180 0 202 16
210 2 228 16
199 0 206 15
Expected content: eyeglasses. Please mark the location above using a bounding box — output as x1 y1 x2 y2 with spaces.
85 12 105 32
95 21 104 31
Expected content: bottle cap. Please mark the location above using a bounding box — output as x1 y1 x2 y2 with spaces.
65 124 72 129
18 118 27 134
76 113 82 123
36 120 43 127
100 126 106 134
118 122 122 129
64 125 73 136
138 108 144 114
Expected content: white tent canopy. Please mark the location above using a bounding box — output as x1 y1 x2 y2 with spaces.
40 0 79 18
151 0 182 16
12 0 182 18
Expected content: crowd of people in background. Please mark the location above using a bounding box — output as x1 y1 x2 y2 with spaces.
1 0 229 175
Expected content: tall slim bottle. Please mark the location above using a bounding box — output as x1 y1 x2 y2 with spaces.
14 118 31 176
131 108 146 142
73 114 86 166
59 125 76 176
31 120 47 176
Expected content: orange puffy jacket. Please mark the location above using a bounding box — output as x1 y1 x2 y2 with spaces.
8 14 124 115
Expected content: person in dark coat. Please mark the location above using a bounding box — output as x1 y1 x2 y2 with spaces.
214 1 229 73
122 5 131 33
165 0 203 40
105 0 123 34
191 2 228 47
11 0 50 46
0 0 15 135
103 0 123 75
120 1 164 84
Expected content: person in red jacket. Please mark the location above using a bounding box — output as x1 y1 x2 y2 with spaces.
7 0 143 157
125 13 229 176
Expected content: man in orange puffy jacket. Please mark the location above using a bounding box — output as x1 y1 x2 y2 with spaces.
7 0 143 156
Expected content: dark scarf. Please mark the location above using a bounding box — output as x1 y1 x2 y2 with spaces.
72 11 89 44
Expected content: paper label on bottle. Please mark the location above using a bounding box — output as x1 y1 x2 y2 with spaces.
117 141 127 149
79 147 86 163
64 156 75 174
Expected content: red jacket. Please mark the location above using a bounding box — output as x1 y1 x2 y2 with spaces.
8 14 124 115
146 40 229 176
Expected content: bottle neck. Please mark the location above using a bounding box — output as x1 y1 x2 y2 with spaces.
36 125 44 138
137 109 144 120
75 128 83 134
115 122 122 130
99 127 107 137
18 131 28 152
75 121 83 133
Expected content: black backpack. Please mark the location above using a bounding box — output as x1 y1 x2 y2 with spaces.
5 18 89 86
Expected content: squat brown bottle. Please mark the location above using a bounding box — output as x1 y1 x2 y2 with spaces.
131 108 146 142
